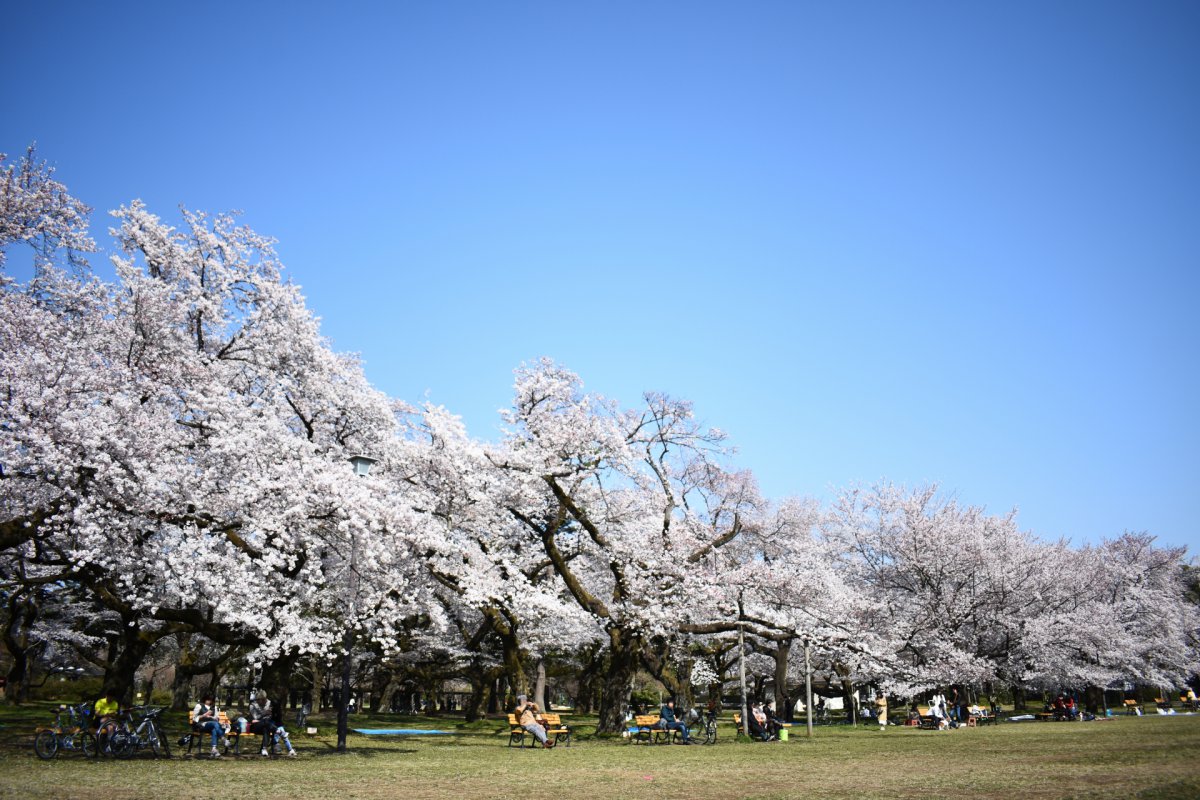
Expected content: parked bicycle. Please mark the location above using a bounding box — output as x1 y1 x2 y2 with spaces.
684 707 718 745
34 702 97 760
99 706 171 759
696 708 718 744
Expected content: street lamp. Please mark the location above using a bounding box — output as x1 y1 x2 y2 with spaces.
336 454 375 752
348 455 376 477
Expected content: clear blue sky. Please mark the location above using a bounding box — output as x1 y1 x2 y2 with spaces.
3 1 1197 553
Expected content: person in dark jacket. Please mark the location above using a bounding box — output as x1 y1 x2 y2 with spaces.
748 702 772 741
659 698 691 744
249 695 297 757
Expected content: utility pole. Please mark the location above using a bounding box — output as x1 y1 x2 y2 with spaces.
338 455 376 752
804 639 813 740
738 620 749 739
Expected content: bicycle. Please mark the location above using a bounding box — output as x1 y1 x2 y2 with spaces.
691 710 715 748
34 703 98 760
683 707 718 745
100 706 171 759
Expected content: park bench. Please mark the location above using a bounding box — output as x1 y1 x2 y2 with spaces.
186 710 264 756
968 709 996 726
1123 699 1141 715
915 705 940 730
506 713 571 748
625 714 666 744
733 712 791 739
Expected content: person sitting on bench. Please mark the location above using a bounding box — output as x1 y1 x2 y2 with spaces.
192 694 226 758
515 695 553 749
748 702 771 741
659 697 691 744
249 694 297 757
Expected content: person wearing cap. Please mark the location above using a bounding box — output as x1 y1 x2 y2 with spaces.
515 695 553 749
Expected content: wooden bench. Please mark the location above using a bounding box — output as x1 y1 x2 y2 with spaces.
733 712 791 739
187 710 270 756
1123 699 1141 715
915 705 940 730
506 713 571 748
625 714 666 744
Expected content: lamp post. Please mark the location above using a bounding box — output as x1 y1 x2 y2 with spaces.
337 455 375 753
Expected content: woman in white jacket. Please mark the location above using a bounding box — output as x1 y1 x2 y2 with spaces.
192 695 226 758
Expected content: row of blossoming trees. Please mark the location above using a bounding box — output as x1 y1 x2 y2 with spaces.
2 151 1197 730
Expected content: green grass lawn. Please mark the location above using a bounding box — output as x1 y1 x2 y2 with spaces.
2 704 1198 800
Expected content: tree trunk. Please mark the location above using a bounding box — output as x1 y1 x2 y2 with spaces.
169 662 195 711
311 657 325 713
102 621 156 703
3 649 32 705
373 677 399 714
486 677 501 714
839 677 856 725
1012 684 1027 711
2 589 41 705
574 644 603 714
259 651 297 708
464 669 489 723
534 658 547 710
500 632 526 700
596 633 639 734
773 640 794 722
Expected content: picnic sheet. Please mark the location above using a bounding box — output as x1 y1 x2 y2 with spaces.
352 728 452 735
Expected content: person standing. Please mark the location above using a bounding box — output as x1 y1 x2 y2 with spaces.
876 694 888 730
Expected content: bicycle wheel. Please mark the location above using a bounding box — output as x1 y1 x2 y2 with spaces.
704 720 718 745
110 730 135 759
151 724 171 759
34 730 59 760
80 732 98 759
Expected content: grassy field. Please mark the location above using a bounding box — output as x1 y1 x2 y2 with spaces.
2 704 1198 800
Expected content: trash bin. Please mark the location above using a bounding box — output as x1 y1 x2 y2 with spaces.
779 727 789 741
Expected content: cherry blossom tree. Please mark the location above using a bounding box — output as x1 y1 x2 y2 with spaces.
1 200 431 699
488 360 764 732
0 145 94 272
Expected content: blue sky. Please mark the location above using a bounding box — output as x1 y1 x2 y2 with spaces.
3 1 1197 552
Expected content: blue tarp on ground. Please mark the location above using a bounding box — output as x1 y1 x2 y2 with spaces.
352 728 452 735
